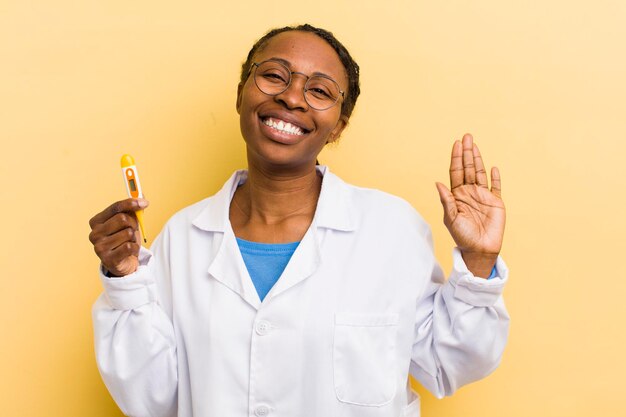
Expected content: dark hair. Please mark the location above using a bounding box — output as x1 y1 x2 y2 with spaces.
240 24 361 119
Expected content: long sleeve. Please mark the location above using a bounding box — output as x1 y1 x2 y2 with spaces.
92 226 178 417
409 239 510 398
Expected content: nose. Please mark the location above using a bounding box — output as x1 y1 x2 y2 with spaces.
274 73 309 111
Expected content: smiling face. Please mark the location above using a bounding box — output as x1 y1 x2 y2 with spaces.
236 31 349 171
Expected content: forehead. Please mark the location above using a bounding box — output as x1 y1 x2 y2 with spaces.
255 31 347 85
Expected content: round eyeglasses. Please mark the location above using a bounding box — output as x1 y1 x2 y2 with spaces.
250 60 344 111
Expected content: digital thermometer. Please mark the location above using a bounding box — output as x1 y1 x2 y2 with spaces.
120 154 147 243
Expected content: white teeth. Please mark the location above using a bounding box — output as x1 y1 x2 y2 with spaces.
263 118 304 136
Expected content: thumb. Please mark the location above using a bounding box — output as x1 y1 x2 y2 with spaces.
435 182 457 225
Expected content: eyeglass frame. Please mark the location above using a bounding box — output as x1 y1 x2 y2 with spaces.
248 60 345 111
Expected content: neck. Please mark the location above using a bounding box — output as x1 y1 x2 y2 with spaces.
234 162 322 225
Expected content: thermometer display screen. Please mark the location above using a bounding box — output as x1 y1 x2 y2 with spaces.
129 179 137 192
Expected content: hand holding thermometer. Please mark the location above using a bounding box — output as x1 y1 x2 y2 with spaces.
120 154 147 243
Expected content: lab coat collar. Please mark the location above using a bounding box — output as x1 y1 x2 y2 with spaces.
191 165 356 233
193 166 355 309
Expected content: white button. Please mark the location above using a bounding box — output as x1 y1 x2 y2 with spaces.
255 320 271 335
254 405 270 416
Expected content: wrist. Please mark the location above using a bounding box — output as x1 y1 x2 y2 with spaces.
460 250 499 278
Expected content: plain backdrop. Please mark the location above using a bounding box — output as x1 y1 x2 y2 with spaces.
1 1 625 416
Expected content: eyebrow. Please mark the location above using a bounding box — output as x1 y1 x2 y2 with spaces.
265 57 336 80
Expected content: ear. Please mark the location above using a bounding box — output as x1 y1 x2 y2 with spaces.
236 83 243 114
327 115 349 144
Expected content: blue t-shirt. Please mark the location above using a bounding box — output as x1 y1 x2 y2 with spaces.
236 237 300 302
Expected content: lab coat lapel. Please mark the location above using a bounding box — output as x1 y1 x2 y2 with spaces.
264 167 356 301
206 229 261 310
194 170 262 310
265 225 321 300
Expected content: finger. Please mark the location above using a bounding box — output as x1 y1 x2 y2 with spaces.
95 227 141 264
435 182 458 226
462 133 476 185
93 226 138 259
473 143 488 188
89 198 149 228
490 166 502 198
449 140 464 190
89 212 139 244
134 228 143 246
106 241 141 272
105 212 139 236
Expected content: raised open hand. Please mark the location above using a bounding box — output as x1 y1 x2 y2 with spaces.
435 134 506 277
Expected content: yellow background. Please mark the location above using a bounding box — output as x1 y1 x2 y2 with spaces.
2 1 625 415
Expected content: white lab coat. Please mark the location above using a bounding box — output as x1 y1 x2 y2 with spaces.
93 166 509 417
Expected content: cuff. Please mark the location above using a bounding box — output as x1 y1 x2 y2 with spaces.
447 248 509 307
98 246 157 310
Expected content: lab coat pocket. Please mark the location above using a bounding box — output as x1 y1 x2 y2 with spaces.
333 312 399 406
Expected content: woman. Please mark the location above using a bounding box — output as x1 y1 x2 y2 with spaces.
89 24 508 417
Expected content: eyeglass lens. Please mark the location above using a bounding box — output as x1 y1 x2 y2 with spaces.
254 61 341 110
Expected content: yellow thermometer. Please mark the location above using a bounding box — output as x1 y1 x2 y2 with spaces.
120 154 147 243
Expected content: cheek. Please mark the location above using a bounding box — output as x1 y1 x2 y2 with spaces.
238 93 258 141
239 112 257 143
318 112 342 135
238 87 262 124
238 80 259 110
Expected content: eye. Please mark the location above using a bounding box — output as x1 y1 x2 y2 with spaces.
308 87 331 98
306 78 337 101
261 71 287 84
262 71 288 83
256 61 290 85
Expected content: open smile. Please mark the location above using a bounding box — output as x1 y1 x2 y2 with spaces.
260 116 311 137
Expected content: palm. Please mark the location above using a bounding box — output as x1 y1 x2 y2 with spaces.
436 134 505 256
446 183 505 254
